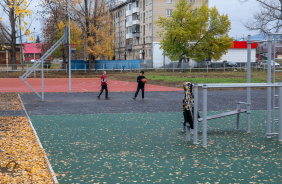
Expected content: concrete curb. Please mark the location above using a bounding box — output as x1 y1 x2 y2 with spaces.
18 94 59 184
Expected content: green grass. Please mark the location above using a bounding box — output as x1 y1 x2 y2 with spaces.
145 74 267 83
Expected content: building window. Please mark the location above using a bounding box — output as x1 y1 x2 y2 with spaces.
146 11 148 18
149 0 152 4
167 0 172 3
146 24 148 30
149 49 152 56
167 10 172 16
149 23 152 30
129 4 132 10
149 10 152 17
190 0 195 3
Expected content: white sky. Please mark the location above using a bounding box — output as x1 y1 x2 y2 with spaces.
3 0 262 42
209 0 260 39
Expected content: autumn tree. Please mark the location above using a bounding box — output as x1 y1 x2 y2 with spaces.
0 0 32 70
41 0 69 68
52 21 82 59
155 0 232 68
72 0 114 68
241 0 282 33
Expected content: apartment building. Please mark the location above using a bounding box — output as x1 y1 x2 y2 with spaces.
110 0 209 67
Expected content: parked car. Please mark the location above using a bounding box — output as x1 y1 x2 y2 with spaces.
30 59 39 63
222 61 238 68
260 60 280 68
43 60 51 68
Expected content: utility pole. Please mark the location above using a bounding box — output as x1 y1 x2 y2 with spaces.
34 27 36 78
68 0 72 93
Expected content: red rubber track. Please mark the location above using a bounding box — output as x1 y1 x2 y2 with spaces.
0 78 182 93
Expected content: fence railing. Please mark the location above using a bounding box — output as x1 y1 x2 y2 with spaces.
0 63 279 73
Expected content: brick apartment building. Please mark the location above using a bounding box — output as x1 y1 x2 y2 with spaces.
110 0 209 67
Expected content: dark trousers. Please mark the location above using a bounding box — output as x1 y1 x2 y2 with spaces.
98 85 108 98
134 86 144 98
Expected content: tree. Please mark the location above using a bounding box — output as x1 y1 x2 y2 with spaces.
35 35 40 43
155 0 232 68
0 0 32 70
41 0 69 68
242 0 282 33
72 0 114 67
52 21 82 58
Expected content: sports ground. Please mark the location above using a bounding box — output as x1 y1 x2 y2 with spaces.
5 78 281 183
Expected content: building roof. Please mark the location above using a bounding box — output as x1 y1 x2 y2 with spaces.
232 41 258 49
23 43 43 54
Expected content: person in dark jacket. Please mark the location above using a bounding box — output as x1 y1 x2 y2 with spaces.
182 82 194 129
97 71 109 100
132 71 146 100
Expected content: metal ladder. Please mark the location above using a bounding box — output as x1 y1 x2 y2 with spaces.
19 27 68 101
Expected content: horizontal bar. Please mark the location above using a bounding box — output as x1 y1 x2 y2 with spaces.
271 133 279 135
194 83 282 88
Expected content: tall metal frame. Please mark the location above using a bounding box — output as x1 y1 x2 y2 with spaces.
19 27 68 101
191 33 282 147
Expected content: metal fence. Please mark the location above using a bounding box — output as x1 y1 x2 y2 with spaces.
0 62 277 73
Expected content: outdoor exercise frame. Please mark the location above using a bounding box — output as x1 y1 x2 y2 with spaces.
187 34 282 147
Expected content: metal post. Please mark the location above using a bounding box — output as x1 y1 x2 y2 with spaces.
34 27 36 78
247 35 251 133
41 58 44 101
279 81 282 141
186 125 190 141
267 33 272 138
273 36 276 134
193 84 199 144
68 0 71 93
236 102 240 130
202 84 208 148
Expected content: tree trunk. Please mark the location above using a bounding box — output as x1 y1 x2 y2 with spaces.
177 58 182 68
10 8 17 70
62 46 67 69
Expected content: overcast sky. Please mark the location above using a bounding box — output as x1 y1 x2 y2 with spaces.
209 0 260 39
14 0 262 41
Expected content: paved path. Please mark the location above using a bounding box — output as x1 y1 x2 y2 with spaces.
20 90 269 116
0 78 182 92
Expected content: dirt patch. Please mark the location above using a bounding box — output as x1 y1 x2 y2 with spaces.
0 93 23 111
0 117 54 183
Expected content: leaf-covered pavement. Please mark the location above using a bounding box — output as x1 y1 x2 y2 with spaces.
0 117 53 183
30 111 281 183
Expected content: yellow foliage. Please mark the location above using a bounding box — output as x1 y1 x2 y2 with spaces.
56 21 83 53
0 117 53 183
86 9 114 60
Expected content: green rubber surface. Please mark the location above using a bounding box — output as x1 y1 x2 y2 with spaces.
30 111 281 183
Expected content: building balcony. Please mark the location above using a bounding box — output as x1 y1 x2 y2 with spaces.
126 9 132 16
126 21 133 27
133 33 140 38
126 33 133 39
132 19 140 25
132 7 139 14
126 44 133 50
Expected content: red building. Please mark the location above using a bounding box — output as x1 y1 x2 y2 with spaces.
23 43 43 62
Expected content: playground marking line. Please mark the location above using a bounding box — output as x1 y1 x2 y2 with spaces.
18 94 59 184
